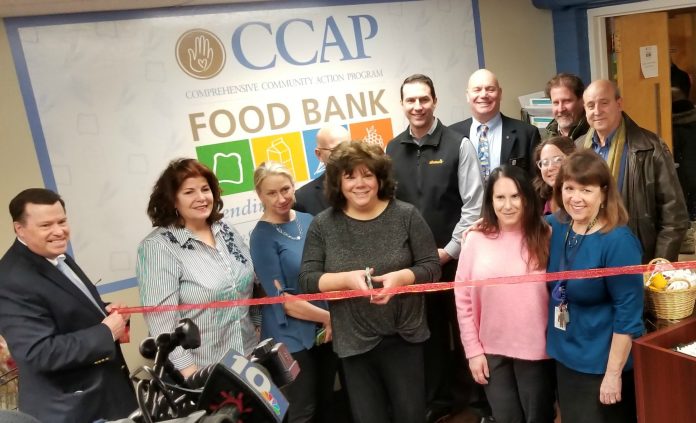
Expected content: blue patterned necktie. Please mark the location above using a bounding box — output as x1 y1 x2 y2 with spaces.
56 256 105 315
478 124 490 181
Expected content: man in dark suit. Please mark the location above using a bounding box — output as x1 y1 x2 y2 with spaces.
295 125 350 215
0 188 137 423
450 69 541 178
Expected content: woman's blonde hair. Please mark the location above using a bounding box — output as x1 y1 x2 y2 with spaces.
253 161 294 193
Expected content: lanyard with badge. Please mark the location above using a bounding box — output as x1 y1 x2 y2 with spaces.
552 217 597 330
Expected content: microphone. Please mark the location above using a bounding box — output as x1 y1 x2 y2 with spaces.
126 319 295 422
196 342 298 423
139 337 186 386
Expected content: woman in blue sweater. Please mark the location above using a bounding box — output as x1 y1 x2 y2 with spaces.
546 150 644 423
249 161 332 423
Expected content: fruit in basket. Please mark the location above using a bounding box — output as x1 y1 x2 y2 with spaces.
649 273 668 290
667 279 690 291
659 268 696 288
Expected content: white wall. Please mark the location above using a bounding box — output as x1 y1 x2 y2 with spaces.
479 0 556 119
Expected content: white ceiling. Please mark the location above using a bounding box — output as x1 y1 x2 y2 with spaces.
0 0 267 17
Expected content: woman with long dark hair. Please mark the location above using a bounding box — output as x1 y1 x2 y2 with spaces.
455 164 555 423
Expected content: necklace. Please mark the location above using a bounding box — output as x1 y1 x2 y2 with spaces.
273 219 303 241
555 216 599 309
565 216 598 249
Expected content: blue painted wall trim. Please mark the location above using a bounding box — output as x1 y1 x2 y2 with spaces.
97 277 139 295
472 0 485 68
552 7 591 83
532 0 643 84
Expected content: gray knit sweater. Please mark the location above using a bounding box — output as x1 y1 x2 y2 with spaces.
299 200 441 358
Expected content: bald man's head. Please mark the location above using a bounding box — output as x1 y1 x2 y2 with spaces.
583 80 623 138
466 69 502 123
315 125 350 163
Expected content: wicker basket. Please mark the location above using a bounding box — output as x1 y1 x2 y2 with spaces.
644 258 696 320
645 284 696 320
0 368 18 410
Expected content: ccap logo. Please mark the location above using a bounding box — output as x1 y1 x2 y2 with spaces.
176 29 226 79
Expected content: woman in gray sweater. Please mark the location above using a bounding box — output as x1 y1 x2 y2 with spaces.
299 141 441 423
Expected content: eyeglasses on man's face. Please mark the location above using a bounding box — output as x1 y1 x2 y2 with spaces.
536 155 565 169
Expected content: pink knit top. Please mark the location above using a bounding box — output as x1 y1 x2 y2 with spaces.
454 229 550 361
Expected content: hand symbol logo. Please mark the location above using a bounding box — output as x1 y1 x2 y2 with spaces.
176 29 226 80
188 35 214 74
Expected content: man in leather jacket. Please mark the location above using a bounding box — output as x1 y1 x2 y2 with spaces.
576 80 688 262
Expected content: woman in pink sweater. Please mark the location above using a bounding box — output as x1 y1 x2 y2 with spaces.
455 164 555 423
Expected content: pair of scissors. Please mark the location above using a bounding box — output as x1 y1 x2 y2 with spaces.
364 267 373 300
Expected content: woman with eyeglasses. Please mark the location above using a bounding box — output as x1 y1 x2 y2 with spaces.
533 136 576 214
546 150 643 423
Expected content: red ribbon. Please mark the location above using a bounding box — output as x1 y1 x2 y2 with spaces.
118 260 696 314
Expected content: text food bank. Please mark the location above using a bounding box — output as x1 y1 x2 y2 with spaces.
189 89 388 141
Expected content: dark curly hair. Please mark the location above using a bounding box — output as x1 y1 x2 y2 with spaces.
324 141 395 210
146 158 223 227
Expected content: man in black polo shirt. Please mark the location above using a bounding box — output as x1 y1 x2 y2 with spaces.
386 74 484 422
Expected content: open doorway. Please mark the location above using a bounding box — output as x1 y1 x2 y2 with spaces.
587 1 696 147
588 0 696 80
604 8 696 100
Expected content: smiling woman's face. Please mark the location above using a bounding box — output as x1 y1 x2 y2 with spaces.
175 176 213 226
492 176 523 231
539 144 566 188
341 164 380 213
561 179 604 226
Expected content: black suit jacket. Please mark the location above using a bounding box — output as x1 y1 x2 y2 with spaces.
0 240 136 423
450 114 541 174
294 173 329 216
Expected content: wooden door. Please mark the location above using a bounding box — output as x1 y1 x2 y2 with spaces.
613 12 672 148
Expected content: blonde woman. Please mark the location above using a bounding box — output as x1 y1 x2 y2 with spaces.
250 161 333 423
